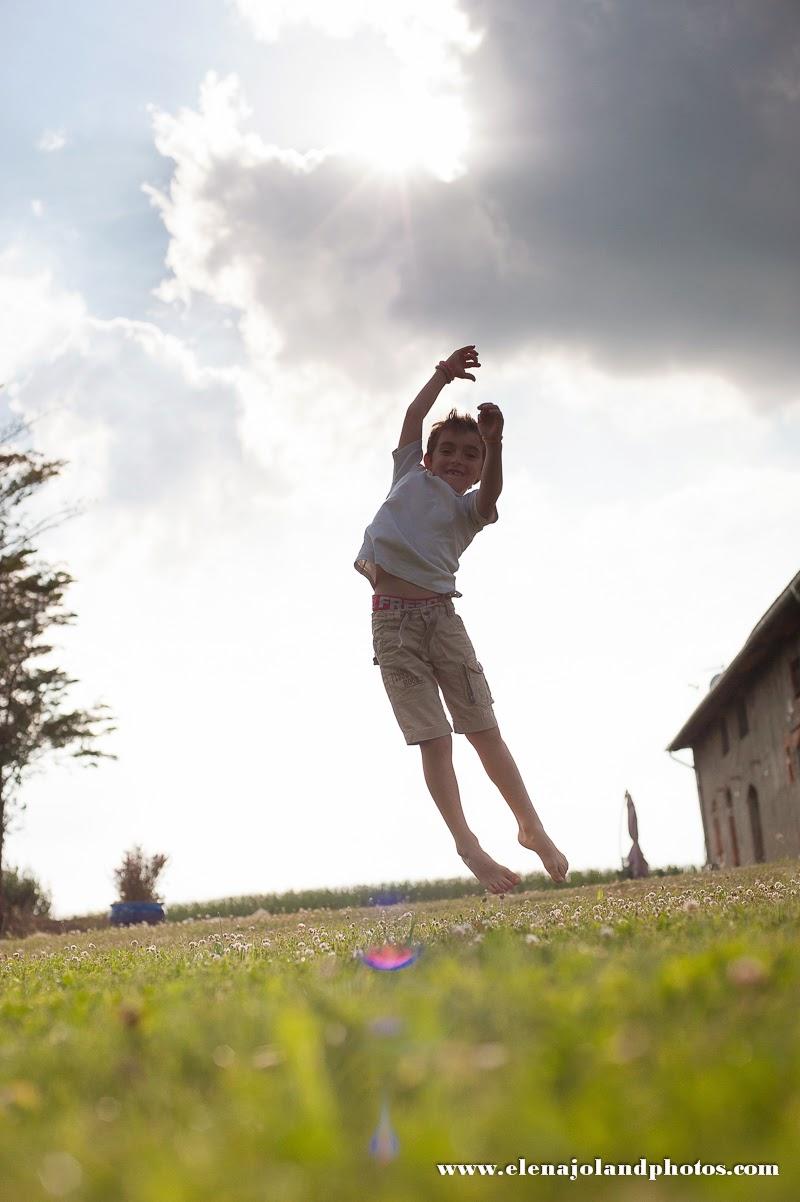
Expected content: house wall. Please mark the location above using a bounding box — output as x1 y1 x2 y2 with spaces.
693 630 800 866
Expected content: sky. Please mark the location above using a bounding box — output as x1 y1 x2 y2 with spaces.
2 0 799 918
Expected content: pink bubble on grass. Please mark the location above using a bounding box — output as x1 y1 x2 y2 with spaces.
360 943 421 971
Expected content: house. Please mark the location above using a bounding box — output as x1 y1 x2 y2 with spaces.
667 570 800 867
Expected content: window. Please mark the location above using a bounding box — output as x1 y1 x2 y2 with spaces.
736 698 749 738
720 716 730 756
790 656 800 699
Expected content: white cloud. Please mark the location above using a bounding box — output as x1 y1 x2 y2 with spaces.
0 247 85 384
1 251 293 568
31 199 44 218
36 129 67 152
143 73 406 396
230 0 484 89
230 0 483 181
524 350 754 437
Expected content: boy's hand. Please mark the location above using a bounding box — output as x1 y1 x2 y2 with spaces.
477 402 504 442
443 345 481 382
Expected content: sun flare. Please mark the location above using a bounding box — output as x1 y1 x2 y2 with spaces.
335 89 470 181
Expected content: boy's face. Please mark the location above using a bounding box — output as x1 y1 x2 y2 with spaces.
423 430 484 494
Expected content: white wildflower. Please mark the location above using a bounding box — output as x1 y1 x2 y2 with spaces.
727 956 768 988
38 1151 83 1196
472 1043 508 1070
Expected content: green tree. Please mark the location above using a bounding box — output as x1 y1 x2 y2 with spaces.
0 417 116 936
1 864 53 937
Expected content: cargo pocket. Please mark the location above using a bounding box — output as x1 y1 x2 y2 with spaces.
372 625 384 666
371 625 392 666
463 659 494 706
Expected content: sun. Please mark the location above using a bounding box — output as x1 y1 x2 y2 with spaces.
334 88 470 182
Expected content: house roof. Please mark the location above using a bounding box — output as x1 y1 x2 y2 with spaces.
667 569 800 752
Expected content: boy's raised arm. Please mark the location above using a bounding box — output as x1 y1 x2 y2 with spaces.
397 345 481 449
476 402 504 521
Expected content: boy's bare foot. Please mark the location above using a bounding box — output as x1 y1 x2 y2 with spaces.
458 838 521 895
517 822 569 883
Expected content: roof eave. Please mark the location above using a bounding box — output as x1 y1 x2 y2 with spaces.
666 570 800 753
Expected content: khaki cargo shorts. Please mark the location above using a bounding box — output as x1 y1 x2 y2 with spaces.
371 594 498 745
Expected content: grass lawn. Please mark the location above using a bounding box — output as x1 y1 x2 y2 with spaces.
1 862 798 1200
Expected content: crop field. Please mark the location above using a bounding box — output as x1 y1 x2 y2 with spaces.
1 862 799 1201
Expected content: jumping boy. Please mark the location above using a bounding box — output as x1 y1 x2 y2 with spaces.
355 345 568 894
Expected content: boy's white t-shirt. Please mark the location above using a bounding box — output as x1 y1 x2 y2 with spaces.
354 438 499 597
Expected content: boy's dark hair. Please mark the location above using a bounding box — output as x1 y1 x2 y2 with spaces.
426 409 486 463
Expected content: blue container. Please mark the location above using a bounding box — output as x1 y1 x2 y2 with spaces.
110 901 165 926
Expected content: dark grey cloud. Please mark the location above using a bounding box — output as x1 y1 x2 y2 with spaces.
149 2 800 403
399 0 800 398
